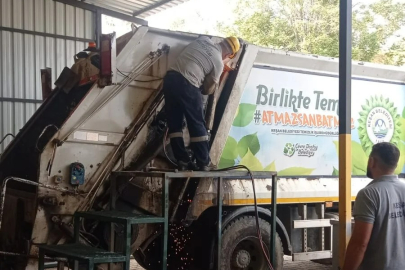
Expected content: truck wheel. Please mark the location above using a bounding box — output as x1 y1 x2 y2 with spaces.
221 216 284 270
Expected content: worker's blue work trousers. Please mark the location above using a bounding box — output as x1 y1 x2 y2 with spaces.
162 71 210 167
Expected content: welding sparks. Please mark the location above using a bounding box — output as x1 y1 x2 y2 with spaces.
167 223 194 269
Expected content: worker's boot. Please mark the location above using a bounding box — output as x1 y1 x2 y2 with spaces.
198 162 217 172
177 161 199 171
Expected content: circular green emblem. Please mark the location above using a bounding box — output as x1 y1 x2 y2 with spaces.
358 95 401 155
284 143 295 157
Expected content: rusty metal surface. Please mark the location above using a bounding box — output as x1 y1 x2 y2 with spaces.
0 176 77 232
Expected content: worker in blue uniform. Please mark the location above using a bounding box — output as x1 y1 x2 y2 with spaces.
163 36 240 171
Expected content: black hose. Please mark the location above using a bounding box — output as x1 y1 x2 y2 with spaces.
0 133 15 145
215 165 274 270
163 128 178 166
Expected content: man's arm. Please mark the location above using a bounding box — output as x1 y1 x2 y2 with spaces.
342 221 374 270
202 57 224 95
202 74 218 95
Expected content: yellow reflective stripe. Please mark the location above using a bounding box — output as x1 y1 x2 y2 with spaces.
169 132 183 138
200 196 357 206
190 135 209 142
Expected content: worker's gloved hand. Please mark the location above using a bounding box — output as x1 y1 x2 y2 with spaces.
223 58 232 65
202 76 218 95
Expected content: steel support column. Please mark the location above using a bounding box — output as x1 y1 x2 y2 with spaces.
270 174 277 265
96 10 102 50
338 0 353 268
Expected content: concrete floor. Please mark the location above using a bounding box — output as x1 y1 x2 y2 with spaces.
49 256 332 270
130 256 333 270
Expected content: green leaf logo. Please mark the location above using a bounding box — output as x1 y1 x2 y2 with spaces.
283 143 295 157
237 133 260 158
233 103 257 127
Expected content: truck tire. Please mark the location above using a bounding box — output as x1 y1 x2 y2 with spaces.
221 216 284 270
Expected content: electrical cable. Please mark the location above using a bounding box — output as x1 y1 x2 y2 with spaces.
215 165 275 270
35 125 59 152
163 128 178 166
0 133 15 145
117 68 163 83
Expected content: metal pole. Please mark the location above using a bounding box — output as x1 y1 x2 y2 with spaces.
96 10 102 49
162 174 169 270
109 175 116 270
270 174 277 265
217 177 223 270
339 0 353 268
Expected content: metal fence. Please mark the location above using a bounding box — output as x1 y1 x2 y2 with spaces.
0 0 94 152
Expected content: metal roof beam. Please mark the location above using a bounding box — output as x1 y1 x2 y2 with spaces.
132 0 179 16
54 0 148 26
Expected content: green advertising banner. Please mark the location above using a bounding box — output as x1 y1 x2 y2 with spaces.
219 68 405 176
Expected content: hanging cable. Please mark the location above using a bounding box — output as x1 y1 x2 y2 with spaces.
0 133 15 145
117 68 163 82
215 165 275 270
163 128 178 166
35 125 59 152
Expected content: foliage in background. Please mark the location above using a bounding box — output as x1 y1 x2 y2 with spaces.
217 0 405 66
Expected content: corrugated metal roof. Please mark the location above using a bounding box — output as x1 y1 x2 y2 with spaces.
74 0 188 18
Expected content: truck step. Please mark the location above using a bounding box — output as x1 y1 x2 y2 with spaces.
293 250 332 261
38 244 126 263
75 210 166 224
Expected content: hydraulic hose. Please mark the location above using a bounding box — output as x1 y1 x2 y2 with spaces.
215 165 275 270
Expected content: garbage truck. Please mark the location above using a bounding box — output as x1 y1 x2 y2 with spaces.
0 26 404 270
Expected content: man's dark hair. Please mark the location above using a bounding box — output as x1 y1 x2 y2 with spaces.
370 142 400 171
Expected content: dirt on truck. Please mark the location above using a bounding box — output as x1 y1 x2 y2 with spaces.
0 26 404 270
